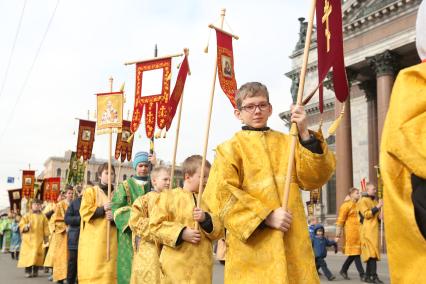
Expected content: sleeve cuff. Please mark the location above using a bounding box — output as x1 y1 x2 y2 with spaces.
299 134 323 154
199 212 213 233
371 207 379 215
175 227 186 246
91 207 105 219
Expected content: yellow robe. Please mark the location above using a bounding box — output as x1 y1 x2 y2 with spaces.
380 62 426 283
43 211 56 267
150 188 223 284
52 200 69 281
357 197 380 262
17 212 49 267
129 191 161 284
202 129 335 284
78 186 117 284
336 200 361 255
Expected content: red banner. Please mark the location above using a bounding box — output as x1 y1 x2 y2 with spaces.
115 120 134 162
44 177 61 202
8 188 22 212
130 57 171 138
215 28 237 108
316 0 349 112
22 170 35 199
165 55 190 130
76 119 96 161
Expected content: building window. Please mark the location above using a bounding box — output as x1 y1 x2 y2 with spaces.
123 174 127 181
56 168 61 178
326 174 336 215
87 171 91 182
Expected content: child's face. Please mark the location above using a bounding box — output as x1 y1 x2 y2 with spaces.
65 190 73 201
366 185 376 197
152 171 171 192
185 167 210 193
316 230 324 237
31 203 40 212
234 95 272 128
100 169 115 185
350 189 360 201
136 162 149 177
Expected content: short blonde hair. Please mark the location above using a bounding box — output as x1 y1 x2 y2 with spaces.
235 82 270 109
182 155 211 178
150 166 171 180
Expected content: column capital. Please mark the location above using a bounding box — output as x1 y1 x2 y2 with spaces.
367 50 399 77
359 80 377 101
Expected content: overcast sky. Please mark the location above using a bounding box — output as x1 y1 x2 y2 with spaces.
0 0 307 209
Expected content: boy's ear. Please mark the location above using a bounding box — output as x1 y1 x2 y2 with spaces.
234 108 242 120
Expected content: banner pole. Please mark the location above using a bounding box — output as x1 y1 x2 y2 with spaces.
170 49 189 190
196 9 226 228
106 77 113 261
282 0 317 210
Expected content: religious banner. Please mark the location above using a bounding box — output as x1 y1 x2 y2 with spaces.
8 188 22 213
115 120 134 162
42 180 51 202
22 170 35 199
165 54 190 130
47 177 61 202
67 151 86 186
130 57 171 138
76 119 96 161
213 27 237 108
310 188 321 204
316 0 349 112
97 91 124 134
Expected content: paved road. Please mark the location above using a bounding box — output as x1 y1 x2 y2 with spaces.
1 252 389 283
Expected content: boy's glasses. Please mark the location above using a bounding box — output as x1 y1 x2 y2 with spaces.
240 103 270 113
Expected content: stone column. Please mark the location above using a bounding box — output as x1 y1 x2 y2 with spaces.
326 69 356 211
367 50 398 146
360 80 378 185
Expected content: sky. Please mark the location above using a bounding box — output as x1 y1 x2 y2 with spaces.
0 0 308 209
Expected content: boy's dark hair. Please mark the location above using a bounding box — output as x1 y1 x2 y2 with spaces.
182 155 211 178
97 162 116 180
32 198 43 205
65 185 74 192
235 82 270 109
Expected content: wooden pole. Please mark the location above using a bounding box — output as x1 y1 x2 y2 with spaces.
106 77 113 261
196 8 226 219
169 49 189 190
116 162 122 189
282 0 317 210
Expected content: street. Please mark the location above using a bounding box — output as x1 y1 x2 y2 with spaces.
1 252 389 283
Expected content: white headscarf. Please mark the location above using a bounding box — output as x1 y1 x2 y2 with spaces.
417 1 426 60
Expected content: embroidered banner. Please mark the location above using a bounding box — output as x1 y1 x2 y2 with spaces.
165 55 190 130
96 91 124 134
76 119 96 161
22 170 35 199
130 57 171 138
115 120 134 162
214 27 237 108
67 151 86 186
316 0 349 112
46 177 61 202
8 188 22 212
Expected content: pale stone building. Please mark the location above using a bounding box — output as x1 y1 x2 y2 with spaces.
280 0 422 227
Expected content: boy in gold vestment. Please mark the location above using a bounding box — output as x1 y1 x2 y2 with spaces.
150 155 223 284
202 82 336 284
17 199 49 278
129 166 171 284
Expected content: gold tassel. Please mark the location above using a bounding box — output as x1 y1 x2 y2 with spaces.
154 130 162 139
126 133 134 143
318 116 323 132
204 29 211 53
328 102 345 136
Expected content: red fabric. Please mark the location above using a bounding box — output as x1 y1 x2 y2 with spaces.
114 120 134 162
130 58 171 138
215 29 237 108
166 55 190 130
76 119 96 161
22 170 35 199
316 0 349 112
422 59 426 63
48 177 61 202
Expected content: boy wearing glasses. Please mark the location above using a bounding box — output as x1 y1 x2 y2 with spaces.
203 82 336 283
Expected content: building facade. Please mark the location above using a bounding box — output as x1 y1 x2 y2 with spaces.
280 0 422 227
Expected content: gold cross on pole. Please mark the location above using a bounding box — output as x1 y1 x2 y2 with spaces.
322 0 332 52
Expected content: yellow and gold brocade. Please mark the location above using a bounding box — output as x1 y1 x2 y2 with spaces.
202 129 335 284
357 197 380 262
336 200 361 255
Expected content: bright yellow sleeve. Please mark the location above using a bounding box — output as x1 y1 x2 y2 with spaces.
336 202 350 227
53 201 67 233
129 195 155 243
43 215 50 238
295 131 336 190
80 187 98 223
19 214 30 233
357 198 376 220
149 192 185 248
203 146 272 243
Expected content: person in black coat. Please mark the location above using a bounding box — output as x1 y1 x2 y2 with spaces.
64 186 82 284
